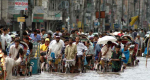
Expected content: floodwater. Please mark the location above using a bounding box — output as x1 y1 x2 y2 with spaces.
13 57 150 80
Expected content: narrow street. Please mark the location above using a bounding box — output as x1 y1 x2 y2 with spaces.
1 0 150 80
13 57 150 80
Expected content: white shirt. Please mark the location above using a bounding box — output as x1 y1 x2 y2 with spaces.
78 32 84 35
120 43 124 50
101 45 112 58
4 56 21 80
1 33 12 50
73 42 87 56
88 34 94 39
135 37 143 49
9 45 23 59
49 40 63 57
49 39 64 47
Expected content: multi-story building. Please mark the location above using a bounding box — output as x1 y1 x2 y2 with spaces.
0 0 149 31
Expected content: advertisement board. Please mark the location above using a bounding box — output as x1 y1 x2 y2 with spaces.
8 0 28 14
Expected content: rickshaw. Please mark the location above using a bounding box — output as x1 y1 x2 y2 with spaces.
121 35 140 65
30 42 41 74
115 35 121 40
98 42 118 72
79 34 89 72
79 34 93 46
0 50 5 80
121 35 133 44
80 34 88 43
128 42 139 66
142 37 149 57
56 35 89 73
60 34 89 73
0 65 4 80
6 41 30 76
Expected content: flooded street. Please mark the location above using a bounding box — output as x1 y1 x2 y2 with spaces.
13 57 150 80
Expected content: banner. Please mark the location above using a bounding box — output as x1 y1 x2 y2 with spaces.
78 21 82 28
130 16 138 26
8 0 28 14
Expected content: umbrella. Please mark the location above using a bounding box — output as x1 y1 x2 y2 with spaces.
97 36 117 45
113 32 120 35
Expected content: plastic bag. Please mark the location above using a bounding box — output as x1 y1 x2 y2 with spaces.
84 56 88 65
144 47 147 55
50 52 55 62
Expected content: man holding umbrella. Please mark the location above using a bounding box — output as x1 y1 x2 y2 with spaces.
97 36 117 71
101 41 113 71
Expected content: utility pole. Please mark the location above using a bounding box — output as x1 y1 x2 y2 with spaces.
141 0 144 29
20 10 24 40
46 0 50 31
121 0 124 30
138 0 141 29
79 0 84 30
69 0 72 33
146 0 148 31
127 0 130 30
133 0 137 16
111 0 114 30
147 0 150 31
82 0 87 32
146 0 148 20
98 0 101 33
102 0 106 32
90 0 95 31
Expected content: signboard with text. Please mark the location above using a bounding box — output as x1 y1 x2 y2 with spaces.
17 17 25 22
8 0 28 14
33 14 44 22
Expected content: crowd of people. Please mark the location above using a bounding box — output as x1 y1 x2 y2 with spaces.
0 26 148 79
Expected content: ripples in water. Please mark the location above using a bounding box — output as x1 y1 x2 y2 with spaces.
13 57 150 80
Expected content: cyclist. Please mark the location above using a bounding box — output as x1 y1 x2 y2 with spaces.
110 45 122 72
48 35 63 71
85 41 94 68
122 44 130 69
65 37 77 73
74 36 87 72
101 41 113 71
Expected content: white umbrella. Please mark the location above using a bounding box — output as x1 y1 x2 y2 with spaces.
113 32 120 35
97 36 117 45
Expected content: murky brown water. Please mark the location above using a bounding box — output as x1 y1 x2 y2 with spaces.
13 57 150 80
